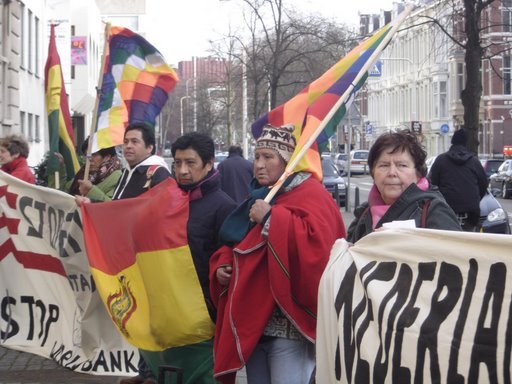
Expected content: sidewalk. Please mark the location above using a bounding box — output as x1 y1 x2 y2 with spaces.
0 345 247 384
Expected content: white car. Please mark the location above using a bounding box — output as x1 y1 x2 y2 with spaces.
348 150 369 175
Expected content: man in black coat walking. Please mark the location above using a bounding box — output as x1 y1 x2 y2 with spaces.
217 145 253 204
429 128 488 231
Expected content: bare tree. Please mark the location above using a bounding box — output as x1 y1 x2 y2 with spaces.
234 0 353 118
422 0 509 153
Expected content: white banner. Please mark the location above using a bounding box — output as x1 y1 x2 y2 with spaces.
0 171 137 375
317 228 512 384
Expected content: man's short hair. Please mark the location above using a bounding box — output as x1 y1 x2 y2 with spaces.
228 145 243 157
0 134 30 158
171 132 215 165
125 123 156 155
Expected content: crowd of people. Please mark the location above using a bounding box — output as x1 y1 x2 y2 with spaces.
0 124 490 384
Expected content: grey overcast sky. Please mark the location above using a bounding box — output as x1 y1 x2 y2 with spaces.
144 0 397 65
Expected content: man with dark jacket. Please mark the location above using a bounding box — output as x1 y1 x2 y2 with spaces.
429 128 488 231
217 145 253 203
140 132 236 383
112 123 171 199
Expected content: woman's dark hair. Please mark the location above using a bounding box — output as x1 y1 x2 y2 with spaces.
171 132 214 165
0 134 30 158
125 123 156 155
368 130 427 177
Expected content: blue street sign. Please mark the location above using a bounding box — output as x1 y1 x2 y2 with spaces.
368 60 382 77
366 123 373 135
440 124 449 134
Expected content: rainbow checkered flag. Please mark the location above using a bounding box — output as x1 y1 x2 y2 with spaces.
252 7 412 184
94 26 178 151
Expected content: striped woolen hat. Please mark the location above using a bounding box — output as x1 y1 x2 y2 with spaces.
255 124 297 163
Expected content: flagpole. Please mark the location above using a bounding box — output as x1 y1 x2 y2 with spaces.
82 22 111 189
263 5 413 203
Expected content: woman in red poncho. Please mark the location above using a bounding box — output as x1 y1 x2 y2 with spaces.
210 123 346 384
0 134 35 184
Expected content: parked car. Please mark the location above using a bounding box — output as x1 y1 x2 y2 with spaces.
479 190 511 234
489 159 512 199
348 150 369 175
480 158 503 178
322 158 346 206
214 151 229 169
426 155 437 175
335 153 348 175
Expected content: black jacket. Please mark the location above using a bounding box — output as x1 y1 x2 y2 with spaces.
217 154 253 204
429 145 488 215
112 155 171 200
347 183 461 243
182 170 237 320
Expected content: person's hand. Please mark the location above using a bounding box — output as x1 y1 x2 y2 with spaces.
75 195 91 207
216 265 232 286
78 179 93 196
249 199 271 224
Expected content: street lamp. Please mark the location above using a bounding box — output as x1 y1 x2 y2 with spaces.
180 96 191 136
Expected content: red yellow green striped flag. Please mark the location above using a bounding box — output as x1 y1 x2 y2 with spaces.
44 24 80 178
81 179 215 351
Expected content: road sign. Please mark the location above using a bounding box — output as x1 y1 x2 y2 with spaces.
368 60 382 77
411 121 422 134
440 124 449 134
366 123 373 135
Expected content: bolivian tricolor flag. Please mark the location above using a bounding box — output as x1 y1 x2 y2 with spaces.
81 179 214 351
44 24 80 178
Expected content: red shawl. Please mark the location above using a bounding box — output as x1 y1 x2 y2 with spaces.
209 177 346 384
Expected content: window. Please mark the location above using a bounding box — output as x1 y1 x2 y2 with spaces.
34 16 39 76
35 115 40 142
433 81 448 119
439 81 447 118
456 63 464 99
503 0 512 33
28 9 33 73
28 113 33 142
20 3 25 68
504 56 511 95
20 111 26 136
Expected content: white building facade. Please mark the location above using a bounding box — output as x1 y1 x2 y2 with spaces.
364 0 512 158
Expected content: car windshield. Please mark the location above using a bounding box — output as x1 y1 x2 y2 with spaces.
215 153 228 163
322 160 339 177
353 151 368 160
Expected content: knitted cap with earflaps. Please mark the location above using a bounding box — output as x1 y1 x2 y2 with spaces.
255 124 297 163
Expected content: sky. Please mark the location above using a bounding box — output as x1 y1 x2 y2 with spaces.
145 0 397 65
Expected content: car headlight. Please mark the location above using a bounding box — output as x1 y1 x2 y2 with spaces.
337 183 346 190
487 208 507 222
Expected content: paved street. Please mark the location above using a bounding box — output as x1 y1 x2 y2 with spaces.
0 345 248 384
